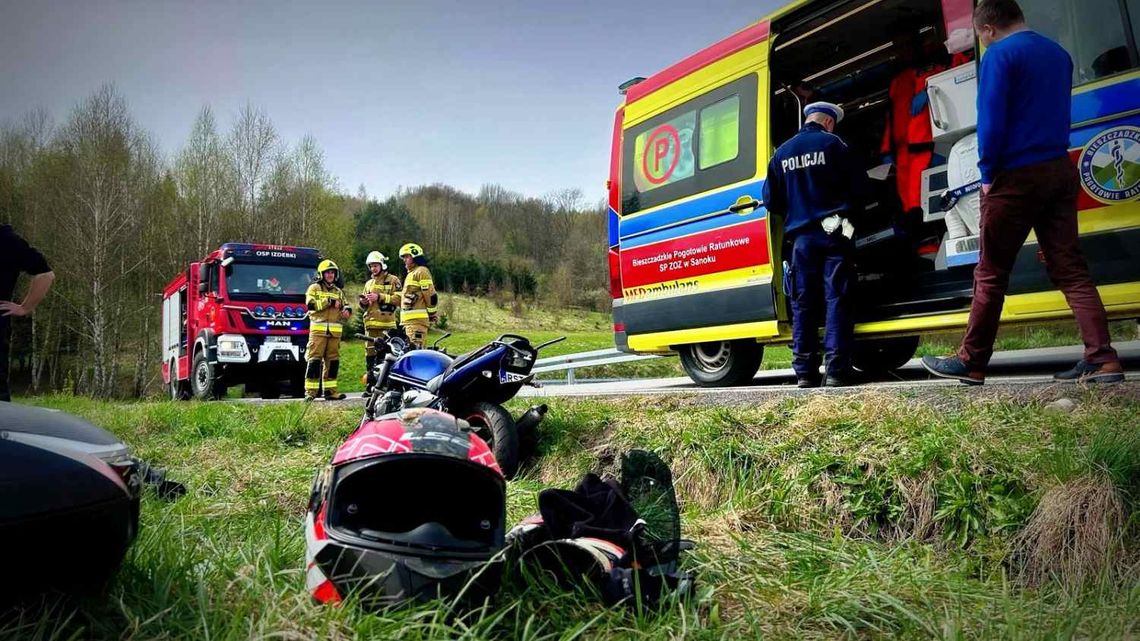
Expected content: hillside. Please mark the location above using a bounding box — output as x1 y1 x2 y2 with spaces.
10 384 1140 639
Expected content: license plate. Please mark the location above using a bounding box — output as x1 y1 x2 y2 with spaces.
266 336 291 344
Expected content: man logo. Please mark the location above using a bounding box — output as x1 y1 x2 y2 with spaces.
266 319 292 328
1079 126 1140 204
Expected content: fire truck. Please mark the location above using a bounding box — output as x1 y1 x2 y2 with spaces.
161 243 322 400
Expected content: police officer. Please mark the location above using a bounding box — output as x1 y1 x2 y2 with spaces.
397 243 437 350
304 259 351 400
762 102 866 388
358 251 402 390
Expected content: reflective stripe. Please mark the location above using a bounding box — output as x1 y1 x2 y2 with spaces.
412 279 434 288
310 322 343 336
324 380 337 388
364 319 396 329
402 310 430 321
305 380 322 390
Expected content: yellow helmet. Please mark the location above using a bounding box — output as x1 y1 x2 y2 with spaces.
364 251 387 269
398 243 424 258
317 259 339 276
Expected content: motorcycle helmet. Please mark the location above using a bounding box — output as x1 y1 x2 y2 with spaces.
305 408 506 607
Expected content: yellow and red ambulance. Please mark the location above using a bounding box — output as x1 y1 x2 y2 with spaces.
607 0 1140 385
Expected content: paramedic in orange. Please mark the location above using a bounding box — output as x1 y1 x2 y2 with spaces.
882 34 943 214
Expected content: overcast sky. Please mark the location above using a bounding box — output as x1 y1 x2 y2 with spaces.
1 0 783 202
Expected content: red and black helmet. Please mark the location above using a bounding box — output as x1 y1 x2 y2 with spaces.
305 408 505 607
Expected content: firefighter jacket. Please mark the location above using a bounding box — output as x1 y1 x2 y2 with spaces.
360 272 402 330
400 264 437 323
306 281 350 337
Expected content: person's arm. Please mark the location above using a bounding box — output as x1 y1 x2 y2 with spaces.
0 230 53 317
0 271 55 317
976 49 1009 191
762 155 785 216
401 274 421 312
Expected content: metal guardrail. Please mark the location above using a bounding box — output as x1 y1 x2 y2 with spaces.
534 348 663 384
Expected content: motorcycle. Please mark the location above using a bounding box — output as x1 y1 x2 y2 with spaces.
357 329 564 479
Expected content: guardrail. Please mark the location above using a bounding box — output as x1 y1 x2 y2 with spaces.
533 348 663 384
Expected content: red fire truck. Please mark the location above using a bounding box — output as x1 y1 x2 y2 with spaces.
162 243 322 400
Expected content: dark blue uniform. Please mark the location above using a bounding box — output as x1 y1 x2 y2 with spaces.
762 122 865 380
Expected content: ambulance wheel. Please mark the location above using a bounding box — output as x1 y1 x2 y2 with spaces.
191 352 226 400
679 340 763 387
465 402 520 480
169 361 190 401
852 336 920 375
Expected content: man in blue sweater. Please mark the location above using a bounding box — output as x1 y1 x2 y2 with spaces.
923 0 1123 385
764 102 866 387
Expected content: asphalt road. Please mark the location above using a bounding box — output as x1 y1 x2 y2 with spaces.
236 341 1140 404
518 340 1140 399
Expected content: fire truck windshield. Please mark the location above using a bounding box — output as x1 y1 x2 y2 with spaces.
223 262 314 301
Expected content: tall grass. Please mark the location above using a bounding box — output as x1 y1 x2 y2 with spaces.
4 387 1140 639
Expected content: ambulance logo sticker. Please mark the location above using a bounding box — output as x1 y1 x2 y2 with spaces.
1079 126 1140 203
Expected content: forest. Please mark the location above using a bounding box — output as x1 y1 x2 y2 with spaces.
0 86 607 397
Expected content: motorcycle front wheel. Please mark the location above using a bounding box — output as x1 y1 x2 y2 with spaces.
464 401 520 479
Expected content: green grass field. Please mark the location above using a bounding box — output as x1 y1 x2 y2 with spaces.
5 385 1140 639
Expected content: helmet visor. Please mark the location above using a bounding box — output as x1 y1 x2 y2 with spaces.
327 455 505 554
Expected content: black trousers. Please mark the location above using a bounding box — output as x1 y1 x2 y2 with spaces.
0 318 11 402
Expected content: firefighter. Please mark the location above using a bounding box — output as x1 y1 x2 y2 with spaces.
358 251 402 391
397 243 437 350
304 259 351 400
762 102 866 388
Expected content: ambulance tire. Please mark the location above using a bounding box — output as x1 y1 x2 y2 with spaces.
852 336 920 375
191 352 226 401
287 374 306 399
679 340 763 387
169 361 190 401
464 402 520 480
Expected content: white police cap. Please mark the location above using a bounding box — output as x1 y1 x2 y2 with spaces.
803 101 845 123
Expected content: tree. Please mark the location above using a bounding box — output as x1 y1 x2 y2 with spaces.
229 103 278 231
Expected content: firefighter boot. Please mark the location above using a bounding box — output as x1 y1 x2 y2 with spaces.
324 359 346 401
304 358 323 400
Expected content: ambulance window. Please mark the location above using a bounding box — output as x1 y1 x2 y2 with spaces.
1022 0 1140 85
632 110 697 193
699 96 740 169
621 73 758 215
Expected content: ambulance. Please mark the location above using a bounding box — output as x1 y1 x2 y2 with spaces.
607 0 1140 385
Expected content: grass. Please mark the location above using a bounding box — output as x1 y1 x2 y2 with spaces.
6 384 1140 639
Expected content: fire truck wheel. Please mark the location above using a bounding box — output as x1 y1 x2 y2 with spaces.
169 361 190 401
287 373 305 398
259 383 281 400
191 351 226 400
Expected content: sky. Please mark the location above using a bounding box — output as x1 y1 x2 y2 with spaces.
0 0 784 204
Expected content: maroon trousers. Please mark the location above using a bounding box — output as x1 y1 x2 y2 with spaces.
958 157 1117 368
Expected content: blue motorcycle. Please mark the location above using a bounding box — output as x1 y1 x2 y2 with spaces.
357 330 563 478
